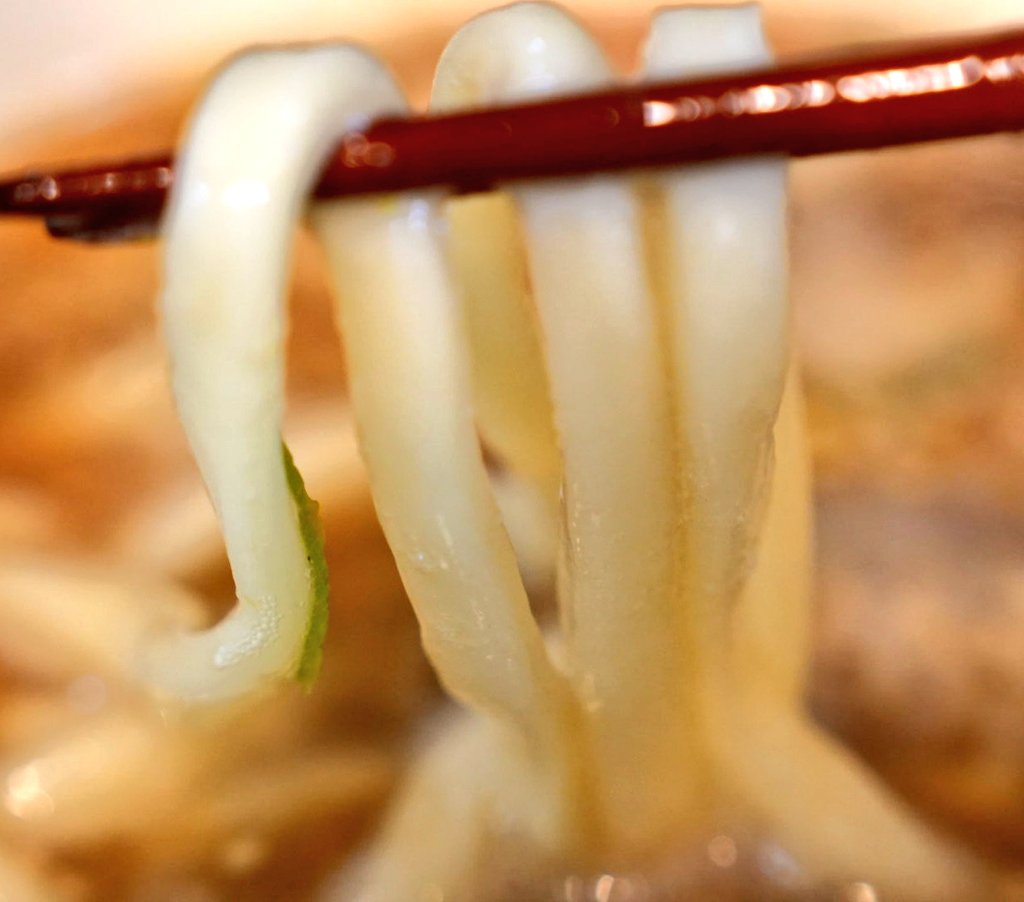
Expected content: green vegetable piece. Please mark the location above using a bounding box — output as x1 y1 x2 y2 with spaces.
283 442 330 688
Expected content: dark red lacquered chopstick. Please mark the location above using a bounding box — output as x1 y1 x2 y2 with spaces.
2 24 1023 241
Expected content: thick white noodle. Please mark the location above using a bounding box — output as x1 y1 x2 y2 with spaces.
313 184 587 902
433 2 701 854
646 8 988 897
445 192 561 492
312 193 577 760
145 46 406 701
644 4 789 715
132 10 993 899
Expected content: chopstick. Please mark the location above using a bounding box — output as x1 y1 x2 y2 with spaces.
2 24 1023 242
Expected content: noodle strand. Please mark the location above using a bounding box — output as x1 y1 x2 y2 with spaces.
434 2 702 855
646 8 987 896
144 47 405 700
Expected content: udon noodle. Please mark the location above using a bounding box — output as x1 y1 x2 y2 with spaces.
0 2 1011 899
